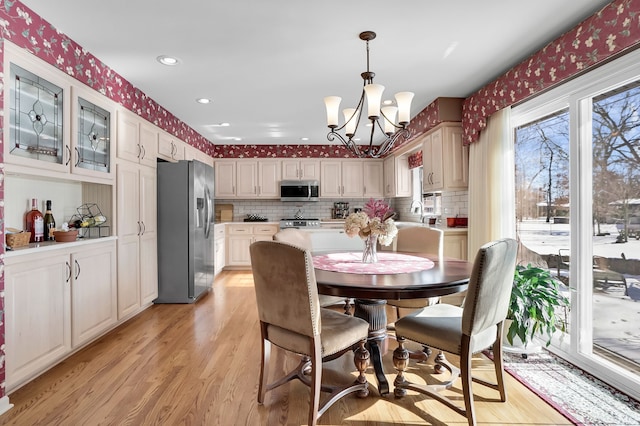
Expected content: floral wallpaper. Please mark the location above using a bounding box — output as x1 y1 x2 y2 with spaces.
0 0 638 403
408 150 423 169
463 0 640 144
213 144 353 159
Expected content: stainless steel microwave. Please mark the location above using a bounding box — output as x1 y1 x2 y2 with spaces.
280 180 320 202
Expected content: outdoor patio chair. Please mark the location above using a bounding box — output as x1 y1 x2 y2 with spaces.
592 255 628 295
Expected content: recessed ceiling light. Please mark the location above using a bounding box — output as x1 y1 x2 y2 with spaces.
300 137 309 141
233 137 242 141
383 99 394 105
156 55 179 66
196 98 211 104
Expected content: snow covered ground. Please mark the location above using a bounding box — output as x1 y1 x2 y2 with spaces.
517 219 640 366
517 220 640 259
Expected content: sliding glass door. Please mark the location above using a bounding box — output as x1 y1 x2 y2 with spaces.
511 48 640 401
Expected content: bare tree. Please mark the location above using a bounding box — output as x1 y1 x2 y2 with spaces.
592 85 640 237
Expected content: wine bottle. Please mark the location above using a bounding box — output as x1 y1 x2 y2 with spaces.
25 198 44 243
43 200 56 241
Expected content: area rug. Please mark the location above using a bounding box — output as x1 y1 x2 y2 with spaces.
498 350 640 425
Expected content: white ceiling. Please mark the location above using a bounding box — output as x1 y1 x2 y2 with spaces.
20 0 613 146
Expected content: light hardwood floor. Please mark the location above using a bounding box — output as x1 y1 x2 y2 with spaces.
0 271 571 425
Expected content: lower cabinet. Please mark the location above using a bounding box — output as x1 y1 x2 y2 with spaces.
226 224 279 267
443 231 468 260
4 239 117 392
214 224 226 275
71 241 118 347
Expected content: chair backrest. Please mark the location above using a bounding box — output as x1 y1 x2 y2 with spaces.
396 226 444 258
250 240 320 338
462 238 518 337
273 228 313 251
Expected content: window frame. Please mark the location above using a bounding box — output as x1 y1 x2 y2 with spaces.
511 47 640 400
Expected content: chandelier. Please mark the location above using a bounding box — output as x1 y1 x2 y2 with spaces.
324 31 414 158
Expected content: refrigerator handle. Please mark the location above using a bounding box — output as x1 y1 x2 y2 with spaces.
204 186 212 239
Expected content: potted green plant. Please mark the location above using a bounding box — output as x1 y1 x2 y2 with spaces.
505 264 569 350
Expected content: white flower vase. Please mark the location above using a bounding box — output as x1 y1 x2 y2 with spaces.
362 234 378 263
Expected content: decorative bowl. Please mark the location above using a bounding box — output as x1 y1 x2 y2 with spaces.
54 230 79 242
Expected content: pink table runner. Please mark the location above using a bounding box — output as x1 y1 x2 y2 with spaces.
313 252 435 275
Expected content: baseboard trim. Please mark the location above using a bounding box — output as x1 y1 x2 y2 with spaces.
0 396 14 416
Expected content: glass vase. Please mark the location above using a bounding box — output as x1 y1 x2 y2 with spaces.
362 234 379 263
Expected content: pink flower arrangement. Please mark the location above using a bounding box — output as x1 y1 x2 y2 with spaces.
344 199 398 246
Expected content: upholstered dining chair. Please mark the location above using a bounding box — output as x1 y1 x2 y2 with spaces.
249 240 370 426
392 238 518 426
386 226 444 360
273 228 352 314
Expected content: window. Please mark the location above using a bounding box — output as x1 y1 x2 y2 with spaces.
511 48 640 401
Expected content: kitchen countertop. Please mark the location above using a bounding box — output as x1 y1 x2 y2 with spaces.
5 235 118 260
213 220 467 233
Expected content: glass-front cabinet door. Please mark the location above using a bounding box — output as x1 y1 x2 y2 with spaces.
71 86 114 179
8 61 68 173
4 41 113 181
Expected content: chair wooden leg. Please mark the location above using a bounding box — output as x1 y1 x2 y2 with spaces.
461 336 476 426
493 327 507 402
308 339 322 426
344 298 353 315
258 324 270 405
434 350 447 373
393 336 410 398
353 339 370 398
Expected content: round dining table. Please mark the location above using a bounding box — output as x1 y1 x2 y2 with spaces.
313 251 473 396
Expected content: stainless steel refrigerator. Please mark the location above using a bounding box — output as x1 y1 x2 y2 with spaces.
156 160 215 303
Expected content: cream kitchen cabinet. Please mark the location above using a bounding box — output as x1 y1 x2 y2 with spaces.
383 154 411 197
363 160 384 198
235 161 259 198
4 239 117 392
320 160 382 198
5 250 71 392
71 240 118 348
226 223 278 267
214 224 226 275
216 160 280 199
4 42 115 184
184 143 214 167
214 160 237 198
116 109 157 168
116 161 158 319
236 160 280 198
157 131 185 162
281 159 320 180
319 161 343 197
443 230 468 260
422 123 468 192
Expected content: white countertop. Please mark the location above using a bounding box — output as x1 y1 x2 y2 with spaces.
214 220 467 233
5 236 117 259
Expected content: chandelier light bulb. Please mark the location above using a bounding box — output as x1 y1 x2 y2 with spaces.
395 91 415 125
324 96 342 128
381 106 398 135
343 108 357 136
364 84 385 119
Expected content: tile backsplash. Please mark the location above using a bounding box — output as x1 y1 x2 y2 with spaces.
217 190 468 223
